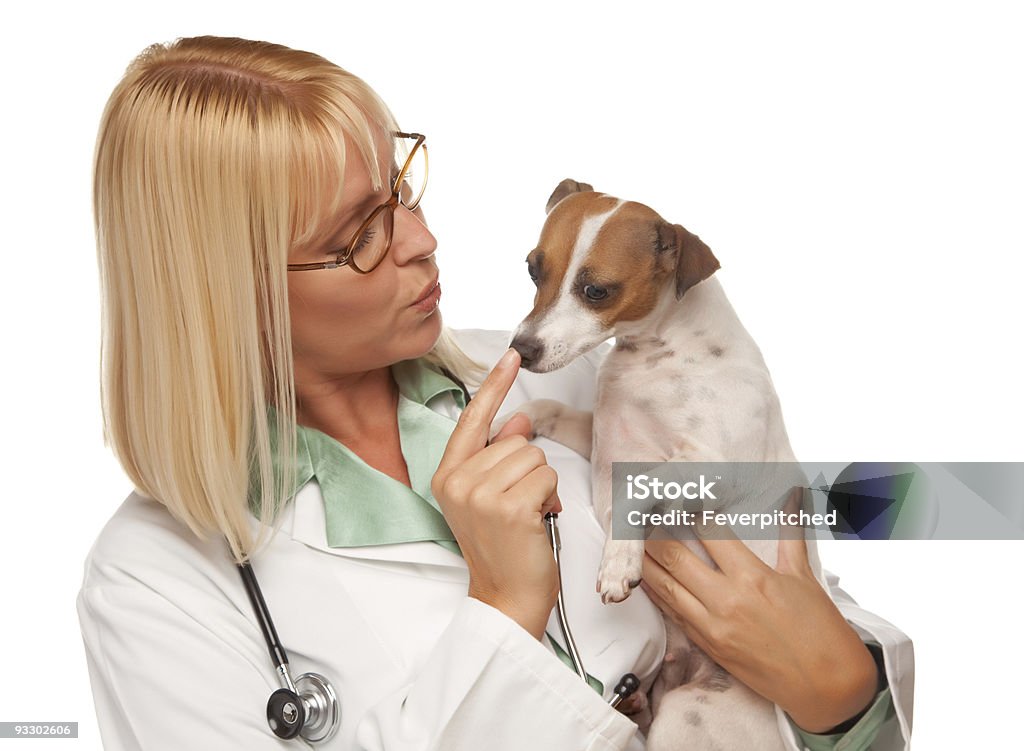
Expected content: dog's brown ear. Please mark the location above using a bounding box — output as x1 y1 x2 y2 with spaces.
672 224 720 300
546 178 594 214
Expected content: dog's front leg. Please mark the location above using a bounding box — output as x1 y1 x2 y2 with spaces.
490 399 594 459
592 457 646 603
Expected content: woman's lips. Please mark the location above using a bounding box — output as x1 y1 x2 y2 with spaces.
411 277 441 311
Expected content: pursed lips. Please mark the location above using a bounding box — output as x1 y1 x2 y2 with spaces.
410 274 440 306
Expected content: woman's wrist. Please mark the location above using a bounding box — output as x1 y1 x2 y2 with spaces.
468 587 553 641
786 640 881 734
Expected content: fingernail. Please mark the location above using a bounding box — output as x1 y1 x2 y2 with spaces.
499 348 517 369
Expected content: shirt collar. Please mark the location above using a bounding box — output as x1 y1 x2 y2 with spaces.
391 357 467 409
251 357 466 516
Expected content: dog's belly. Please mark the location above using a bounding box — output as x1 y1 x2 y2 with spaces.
594 366 792 748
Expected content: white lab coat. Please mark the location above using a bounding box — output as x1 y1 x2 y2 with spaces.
77 328 913 750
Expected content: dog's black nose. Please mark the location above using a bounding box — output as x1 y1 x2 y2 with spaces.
511 336 544 369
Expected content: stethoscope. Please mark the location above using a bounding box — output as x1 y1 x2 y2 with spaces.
237 368 639 743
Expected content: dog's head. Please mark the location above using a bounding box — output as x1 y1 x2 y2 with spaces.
510 178 720 372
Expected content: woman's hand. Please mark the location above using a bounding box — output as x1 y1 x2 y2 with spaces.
432 348 562 641
640 492 879 734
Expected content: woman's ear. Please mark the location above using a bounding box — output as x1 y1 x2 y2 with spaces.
672 224 720 300
545 178 595 214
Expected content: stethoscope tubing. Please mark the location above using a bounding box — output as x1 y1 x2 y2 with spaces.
546 512 588 680
238 560 298 692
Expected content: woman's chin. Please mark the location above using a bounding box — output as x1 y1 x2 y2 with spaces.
412 305 444 355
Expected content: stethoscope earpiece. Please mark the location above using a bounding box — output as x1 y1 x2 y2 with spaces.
609 673 641 708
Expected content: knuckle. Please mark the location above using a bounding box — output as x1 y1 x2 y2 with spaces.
507 434 529 449
458 399 482 425
539 465 558 489
467 483 492 507
498 498 520 524
661 544 685 570
738 569 767 592
524 444 546 465
443 472 471 502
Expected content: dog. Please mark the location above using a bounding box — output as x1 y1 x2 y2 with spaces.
492 179 829 749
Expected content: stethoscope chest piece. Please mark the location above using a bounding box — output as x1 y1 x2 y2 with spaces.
267 672 340 743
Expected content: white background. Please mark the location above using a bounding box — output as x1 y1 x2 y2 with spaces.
1 0 1021 747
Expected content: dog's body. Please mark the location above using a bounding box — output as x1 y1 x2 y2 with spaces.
498 180 828 749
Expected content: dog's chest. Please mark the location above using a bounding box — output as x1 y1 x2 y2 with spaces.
593 357 718 460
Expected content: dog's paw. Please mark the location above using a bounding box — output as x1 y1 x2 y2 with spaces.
520 399 564 438
597 542 645 603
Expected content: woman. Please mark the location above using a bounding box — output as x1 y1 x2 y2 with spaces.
78 36 912 749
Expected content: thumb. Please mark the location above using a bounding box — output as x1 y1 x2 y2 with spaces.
777 486 812 574
489 412 532 444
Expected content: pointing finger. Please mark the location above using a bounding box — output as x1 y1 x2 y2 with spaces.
439 348 520 469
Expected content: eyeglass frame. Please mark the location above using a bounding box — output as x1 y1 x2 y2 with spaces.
286 131 428 274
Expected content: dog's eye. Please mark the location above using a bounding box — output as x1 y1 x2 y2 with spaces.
583 284 608 301
527 261 539 285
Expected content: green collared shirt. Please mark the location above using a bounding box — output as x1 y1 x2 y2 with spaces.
251 358 467 556
250 356 894 748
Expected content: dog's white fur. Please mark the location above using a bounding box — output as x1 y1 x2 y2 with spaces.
494 182 828 749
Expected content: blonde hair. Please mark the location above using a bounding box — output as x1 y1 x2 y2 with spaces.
95 36 486 563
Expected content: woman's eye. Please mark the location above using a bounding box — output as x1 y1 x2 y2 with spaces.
583 284 608 301
352 228 376 252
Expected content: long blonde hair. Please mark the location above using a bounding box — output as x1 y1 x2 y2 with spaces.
95 36 485 563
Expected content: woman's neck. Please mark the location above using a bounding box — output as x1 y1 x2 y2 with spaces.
292 364 400 445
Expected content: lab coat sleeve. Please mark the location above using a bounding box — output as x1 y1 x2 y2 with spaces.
77 580 293 750
354 595 641 750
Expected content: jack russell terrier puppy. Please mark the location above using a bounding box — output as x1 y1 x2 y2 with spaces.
493 179 830 749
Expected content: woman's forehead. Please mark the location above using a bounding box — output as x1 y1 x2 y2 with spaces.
296 134 392 251
361 129 398 178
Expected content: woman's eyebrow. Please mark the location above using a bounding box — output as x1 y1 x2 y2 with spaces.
325 156 396 237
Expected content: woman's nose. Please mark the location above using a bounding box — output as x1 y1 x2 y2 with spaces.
390 205 437 264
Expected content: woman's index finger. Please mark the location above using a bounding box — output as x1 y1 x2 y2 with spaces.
439 348 521 466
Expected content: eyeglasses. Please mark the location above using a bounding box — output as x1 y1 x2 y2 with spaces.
287 131 428 274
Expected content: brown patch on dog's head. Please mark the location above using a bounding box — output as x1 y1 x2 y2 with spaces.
545 178 595 214
525 188 620 318
579 201 677 328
